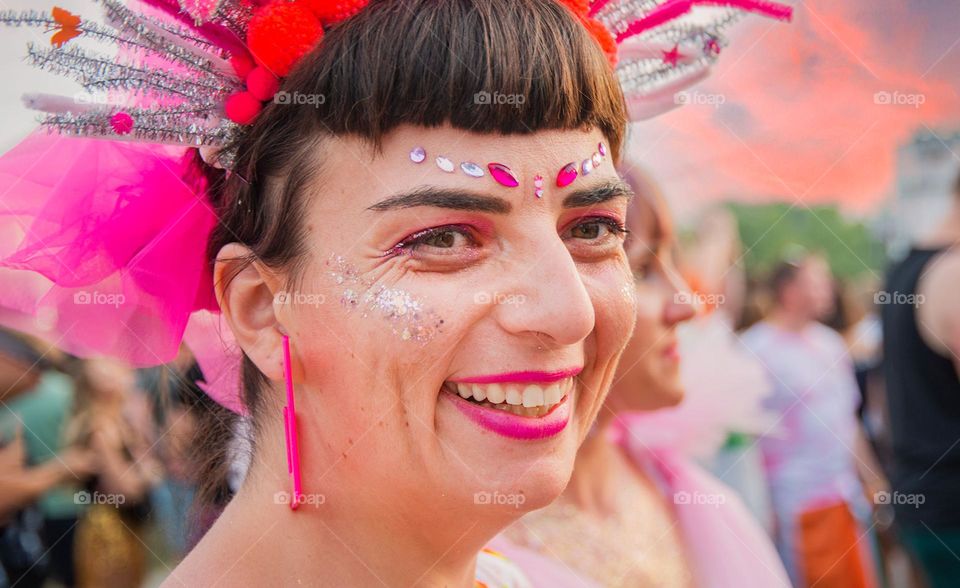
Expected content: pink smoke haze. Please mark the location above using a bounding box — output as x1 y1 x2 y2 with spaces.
629 0 960 213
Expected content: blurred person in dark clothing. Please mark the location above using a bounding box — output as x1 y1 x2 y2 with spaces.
882 171 960 588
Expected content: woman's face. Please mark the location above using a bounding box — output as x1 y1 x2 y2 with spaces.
257 124 636 522
607 195 696 412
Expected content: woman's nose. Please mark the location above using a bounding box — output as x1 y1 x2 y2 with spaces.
660 266 697 327
493 238 595 347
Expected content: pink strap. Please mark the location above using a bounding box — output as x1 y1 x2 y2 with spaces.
282 335 303 509
615 0 793 44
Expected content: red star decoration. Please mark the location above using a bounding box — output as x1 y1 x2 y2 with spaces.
662 44 682 67
705 37 722 55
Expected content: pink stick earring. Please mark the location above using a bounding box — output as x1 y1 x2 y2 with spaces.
282 335 303 510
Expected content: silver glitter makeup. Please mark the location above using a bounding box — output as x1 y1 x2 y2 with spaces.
325 255 444 343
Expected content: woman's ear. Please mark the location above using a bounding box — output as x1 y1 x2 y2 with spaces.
214 243 284 381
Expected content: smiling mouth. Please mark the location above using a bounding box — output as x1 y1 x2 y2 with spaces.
441 379 572 418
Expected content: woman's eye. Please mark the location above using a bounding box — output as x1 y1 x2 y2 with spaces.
566 217 629 242
388 224 478 257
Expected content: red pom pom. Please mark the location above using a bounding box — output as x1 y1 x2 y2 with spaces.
300 0 369 25
580 17 618 68
247 2 323 77
556 0 590 16
230 53 255 78
225 91 263 125
246 66 280 101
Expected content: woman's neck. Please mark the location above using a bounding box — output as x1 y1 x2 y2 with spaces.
168 461 493 587
562 413 628 517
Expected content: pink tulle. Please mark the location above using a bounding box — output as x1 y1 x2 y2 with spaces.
0 131 244 413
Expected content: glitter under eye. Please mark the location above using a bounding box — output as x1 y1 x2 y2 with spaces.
325 254 445 343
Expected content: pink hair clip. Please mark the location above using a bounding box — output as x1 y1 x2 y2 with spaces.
282 334 303 510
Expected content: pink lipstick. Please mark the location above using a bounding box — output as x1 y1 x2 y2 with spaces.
446 391 571 440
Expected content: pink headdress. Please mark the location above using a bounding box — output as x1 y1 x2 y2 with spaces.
0 0 791 413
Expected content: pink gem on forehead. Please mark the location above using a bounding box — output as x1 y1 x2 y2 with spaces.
488 163 519 187
556 163 578 188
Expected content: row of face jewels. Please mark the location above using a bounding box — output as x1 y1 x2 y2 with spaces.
409 143 608 199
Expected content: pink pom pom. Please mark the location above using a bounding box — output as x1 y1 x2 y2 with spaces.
225 92 263 125
246 66 280 101
247 2 323 77
110 112 134 135
230 54 256 78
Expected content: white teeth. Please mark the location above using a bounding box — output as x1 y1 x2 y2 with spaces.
471 384 486 402
486 383 506 404
447 377 574 416
522 385 545 408
544 383 562 405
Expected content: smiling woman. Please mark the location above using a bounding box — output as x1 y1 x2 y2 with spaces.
0 0 794 584
176 1 635 585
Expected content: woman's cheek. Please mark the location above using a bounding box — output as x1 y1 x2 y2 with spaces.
592 257 637 353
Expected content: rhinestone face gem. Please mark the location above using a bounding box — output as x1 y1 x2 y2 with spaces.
409 146 426 163
436 156 455 173
556 162 578 188
581 159 593 175
598 142 607 156
460 162 484 177
488 163 519 187
591 152 602 167
535 189 544 199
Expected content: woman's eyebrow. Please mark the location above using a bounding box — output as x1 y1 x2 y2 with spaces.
562 179 635 208
367 187 512 213
367 178 633 212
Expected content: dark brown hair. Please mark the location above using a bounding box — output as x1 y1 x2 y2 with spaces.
191 0 628 515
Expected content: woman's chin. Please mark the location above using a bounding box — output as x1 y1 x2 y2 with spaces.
435 383 581 513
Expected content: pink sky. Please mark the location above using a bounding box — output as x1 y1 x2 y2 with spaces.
629 0 960 214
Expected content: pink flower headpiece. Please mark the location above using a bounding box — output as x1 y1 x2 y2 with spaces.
0 0 791 413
